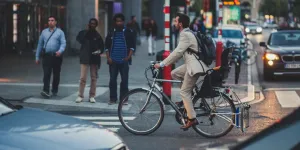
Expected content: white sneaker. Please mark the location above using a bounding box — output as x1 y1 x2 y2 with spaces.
89 97 96 103
76 97 83 103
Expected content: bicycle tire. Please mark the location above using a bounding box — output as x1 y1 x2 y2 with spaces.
242 49 257 65
192 93 236 138
118 88 165 135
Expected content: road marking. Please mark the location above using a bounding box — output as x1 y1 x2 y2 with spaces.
73 116 135 120
69 115 136 133
24 98 131 110
275 91 300 108
0 83 79 87
60 87 108 101
105 127 119 132
92 121 123 126
264 88 300 91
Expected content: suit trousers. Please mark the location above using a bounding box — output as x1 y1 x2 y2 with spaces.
171 64 200 119
42 55 63 94
78 64 98 98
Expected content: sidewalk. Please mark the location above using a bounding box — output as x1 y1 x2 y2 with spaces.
0 38 251 113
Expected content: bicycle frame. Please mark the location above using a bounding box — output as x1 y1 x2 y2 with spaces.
142 78 188 125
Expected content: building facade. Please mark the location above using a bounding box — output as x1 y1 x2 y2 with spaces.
0 0 139 57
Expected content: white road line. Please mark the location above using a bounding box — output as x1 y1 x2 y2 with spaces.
24 98 131 110
106 128 119 132
73 116 135 120
275 91 300 108
264 88 300 91
60 87 108 101
92 121 123 126
0 83 79 87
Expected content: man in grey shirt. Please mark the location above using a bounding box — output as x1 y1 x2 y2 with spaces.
35 16 66 98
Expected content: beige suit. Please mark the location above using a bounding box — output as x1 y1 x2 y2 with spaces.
162 28 208 119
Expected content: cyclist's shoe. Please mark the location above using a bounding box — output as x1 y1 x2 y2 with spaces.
181 118 199 131
175 101 184 108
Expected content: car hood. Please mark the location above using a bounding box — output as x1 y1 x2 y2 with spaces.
0 108 123 150
267 45 300 54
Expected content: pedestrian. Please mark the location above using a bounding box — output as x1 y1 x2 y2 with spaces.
145 18 158 56
154 13 208 130
35 16 66 98
75 18 104 103
105 13 135 105
127 15 141 49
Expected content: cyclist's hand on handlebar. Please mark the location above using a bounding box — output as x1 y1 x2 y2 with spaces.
154 63 161 69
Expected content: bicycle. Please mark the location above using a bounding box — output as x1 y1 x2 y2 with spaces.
118 61 251 138
226 41 257 84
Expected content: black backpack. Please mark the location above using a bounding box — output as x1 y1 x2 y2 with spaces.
186 30 216 66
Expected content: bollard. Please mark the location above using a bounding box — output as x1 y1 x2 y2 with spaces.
216 41 223 67
162 50 171 105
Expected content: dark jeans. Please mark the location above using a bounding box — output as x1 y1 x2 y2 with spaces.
109 62 129 101
42 54 63 94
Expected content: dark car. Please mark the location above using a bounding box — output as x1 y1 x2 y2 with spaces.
259 29 300 80
0 97 129 150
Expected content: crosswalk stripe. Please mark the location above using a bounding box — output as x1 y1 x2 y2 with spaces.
73 116 135 120
69 115 136 132
275 91 300 108
92 121 123 126
106 128 119 132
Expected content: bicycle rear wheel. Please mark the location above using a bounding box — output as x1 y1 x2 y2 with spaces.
242 48 257 65
118 88 164 135
192 93 236 138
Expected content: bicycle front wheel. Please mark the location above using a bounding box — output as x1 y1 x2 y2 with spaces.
242 48 257 65
118 88 164 135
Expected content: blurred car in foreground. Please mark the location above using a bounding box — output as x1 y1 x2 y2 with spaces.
259 29 300 80
0 97 128 150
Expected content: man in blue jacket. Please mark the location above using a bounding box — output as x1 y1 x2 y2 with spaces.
105 13 135 105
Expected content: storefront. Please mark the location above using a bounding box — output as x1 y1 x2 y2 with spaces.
0 0 67 55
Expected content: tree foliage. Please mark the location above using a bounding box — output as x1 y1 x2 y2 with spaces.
259 0 288 17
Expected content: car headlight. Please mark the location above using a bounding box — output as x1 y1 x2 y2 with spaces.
265 53 279 60
256 27 262 32
245 28 250 32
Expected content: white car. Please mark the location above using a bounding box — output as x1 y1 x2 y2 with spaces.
212 25 247 47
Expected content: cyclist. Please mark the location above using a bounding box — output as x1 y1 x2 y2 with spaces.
154 13 208 130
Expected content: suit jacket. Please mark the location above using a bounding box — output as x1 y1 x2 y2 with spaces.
162 28 208 76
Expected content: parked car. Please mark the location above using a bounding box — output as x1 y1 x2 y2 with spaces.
0 97 129 150
259 29 300 80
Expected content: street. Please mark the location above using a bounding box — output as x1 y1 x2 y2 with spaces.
1 28 299 150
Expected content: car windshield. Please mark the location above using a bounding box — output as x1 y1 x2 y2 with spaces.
0 101 14 116
269 32 300 46
213 29 243 38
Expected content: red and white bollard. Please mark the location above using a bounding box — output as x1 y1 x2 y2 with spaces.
216 0 223 67
163 0 172 103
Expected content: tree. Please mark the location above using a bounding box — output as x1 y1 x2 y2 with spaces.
259 0 288 18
